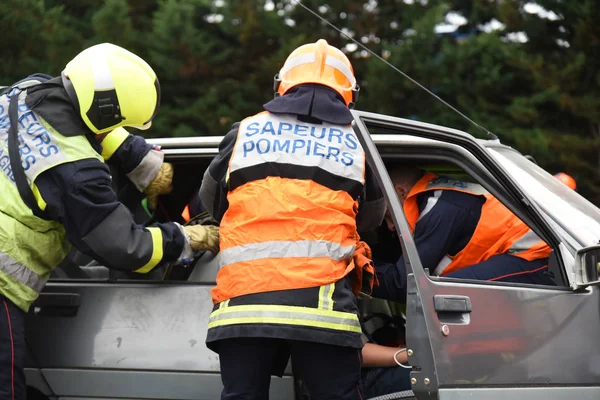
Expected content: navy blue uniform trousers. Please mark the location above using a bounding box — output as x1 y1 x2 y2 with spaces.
361 366 411 399
0 296 25 400
217 337 363 400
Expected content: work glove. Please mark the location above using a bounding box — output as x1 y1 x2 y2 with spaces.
144 162 174 209
184 224 220 254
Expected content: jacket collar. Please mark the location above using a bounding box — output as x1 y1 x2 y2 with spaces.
263 84 353 125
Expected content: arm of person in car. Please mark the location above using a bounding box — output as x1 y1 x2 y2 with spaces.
356 164 386 232
362 343 408 368
35 158 191 273
371 191 478 302
199 123 239 222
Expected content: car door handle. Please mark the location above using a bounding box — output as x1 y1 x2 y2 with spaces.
433 295 472 313
32 293 80 317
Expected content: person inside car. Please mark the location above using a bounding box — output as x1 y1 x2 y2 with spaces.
199 39 385 400
372 164 555 302
0 43 218 400
360 328 412 398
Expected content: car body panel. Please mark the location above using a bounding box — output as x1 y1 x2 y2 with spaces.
25 110 600 399
41 370 293 400
350 110 600 399
26 282 293 398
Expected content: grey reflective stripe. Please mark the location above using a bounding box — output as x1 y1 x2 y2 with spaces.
208 305 362 332
15 80 43 90
0 251 46 293
426 178 489 195
279 53 315 77
127 149 164 192
434 255 453 276
508 229 543 253
417 190 442 222
210 309 359 326
219 240 355 267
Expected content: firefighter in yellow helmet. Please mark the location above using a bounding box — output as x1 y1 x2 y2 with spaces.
0 43 218 399
200 39 385 399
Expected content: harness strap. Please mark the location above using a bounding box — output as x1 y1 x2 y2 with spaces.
7 94 50 220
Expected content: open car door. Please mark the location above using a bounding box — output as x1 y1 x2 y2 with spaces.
352 110 600 400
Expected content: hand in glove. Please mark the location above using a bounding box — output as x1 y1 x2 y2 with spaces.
184 224 220 254
144 162 174 209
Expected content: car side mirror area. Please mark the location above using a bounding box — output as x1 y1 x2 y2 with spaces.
572 245 600 290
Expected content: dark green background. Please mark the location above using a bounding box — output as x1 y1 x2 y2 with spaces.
3 0 599 203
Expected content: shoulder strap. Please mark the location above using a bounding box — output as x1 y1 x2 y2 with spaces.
7 94 50 220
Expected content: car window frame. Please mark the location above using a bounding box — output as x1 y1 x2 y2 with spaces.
48 149 220 284
351 110 573 289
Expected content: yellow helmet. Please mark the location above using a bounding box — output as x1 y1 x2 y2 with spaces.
61 43 160 135
274 39 359 107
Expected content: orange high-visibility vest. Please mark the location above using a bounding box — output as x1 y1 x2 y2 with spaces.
404 173 552 276
212 111 367 304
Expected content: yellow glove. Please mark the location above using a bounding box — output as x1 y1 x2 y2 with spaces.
184 224 220 253
144 162 174 209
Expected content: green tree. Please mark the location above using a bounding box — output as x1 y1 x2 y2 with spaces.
1 0 599 203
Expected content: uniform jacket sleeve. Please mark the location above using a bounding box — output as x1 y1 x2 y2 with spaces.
199 123 239 222
371 190 483 302
100 128 164 193
35 158 185 273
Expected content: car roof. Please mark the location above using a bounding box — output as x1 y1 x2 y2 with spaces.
147 111 518 156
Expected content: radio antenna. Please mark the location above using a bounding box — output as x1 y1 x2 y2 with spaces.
290 0 498 140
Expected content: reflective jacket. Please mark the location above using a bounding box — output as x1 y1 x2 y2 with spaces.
200 91 385 349
404 173 552 276
0 78 186 312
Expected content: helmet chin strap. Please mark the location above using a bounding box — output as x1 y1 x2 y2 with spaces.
62 72 123 134
273 73 282 97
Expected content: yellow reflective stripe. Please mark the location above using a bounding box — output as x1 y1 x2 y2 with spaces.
318 283 335 311
100 127 129 160
318 285 326 309
134 227 163 273
31 183 47 211
327 283 335 310
208 317 361 332
210 304 357 319
219 299 230 309
209 304 361 333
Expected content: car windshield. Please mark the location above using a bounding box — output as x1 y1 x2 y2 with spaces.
488 146 600 248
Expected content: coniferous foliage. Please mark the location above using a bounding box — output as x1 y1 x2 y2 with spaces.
1 0 598 203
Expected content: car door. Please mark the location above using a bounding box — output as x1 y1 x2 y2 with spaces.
24 143 295 400
352 110 600 400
